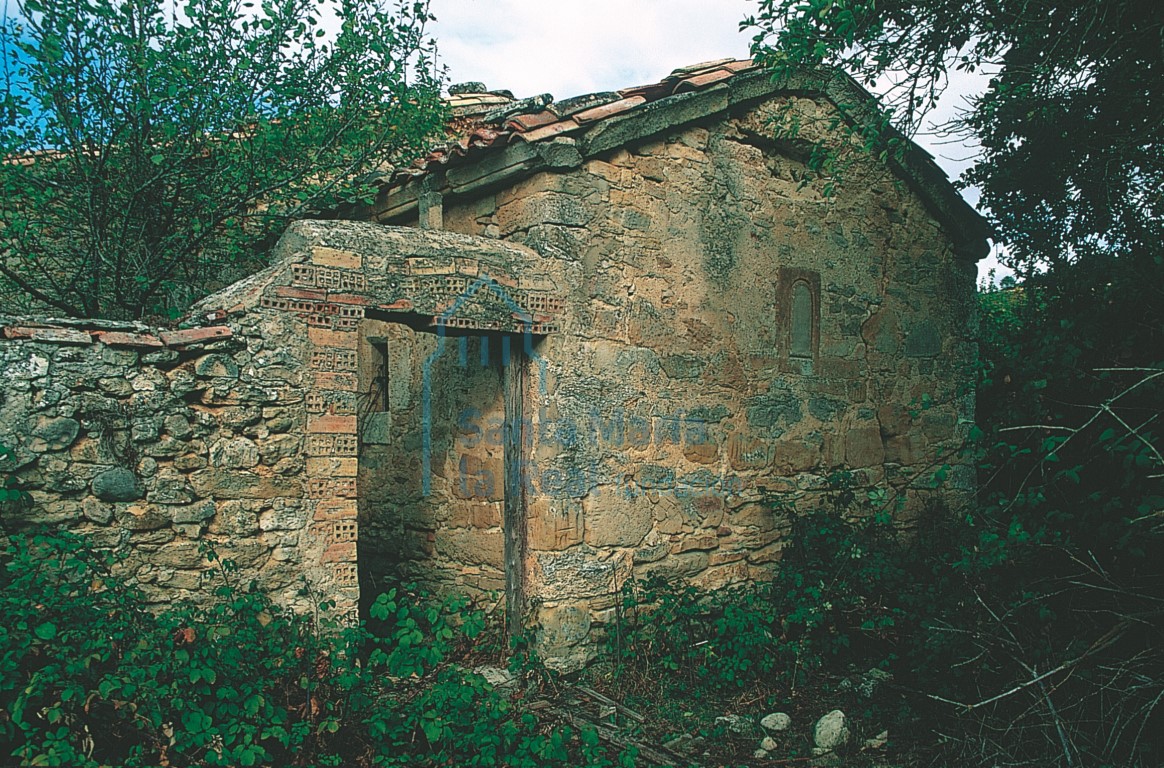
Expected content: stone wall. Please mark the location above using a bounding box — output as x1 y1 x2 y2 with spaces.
0 316 317 608
430 98 979 668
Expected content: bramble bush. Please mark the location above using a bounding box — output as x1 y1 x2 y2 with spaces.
0 529 628 767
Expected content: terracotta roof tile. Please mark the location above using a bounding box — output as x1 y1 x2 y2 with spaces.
390 58 758 186
512 118 582 143
572 95 647 125
673 68 735 93
550 91 622 118
446 93 514 118
668 57 740 78
723 60 758 73
506 110 559 131
617 81 672 100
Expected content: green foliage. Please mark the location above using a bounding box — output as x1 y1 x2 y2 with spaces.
0 0 446 319
0 529 627 767
608 577 775 689
0 442 27 509
744 0 1163 276
959 276 1164 766
604 442 1162 764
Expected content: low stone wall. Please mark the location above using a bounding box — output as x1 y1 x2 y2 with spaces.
0 315 319 608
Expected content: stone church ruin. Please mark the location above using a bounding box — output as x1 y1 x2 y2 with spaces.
0 59 989 669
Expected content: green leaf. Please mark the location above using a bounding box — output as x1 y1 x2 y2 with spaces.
34 622 57 640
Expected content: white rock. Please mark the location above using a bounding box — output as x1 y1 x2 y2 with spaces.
753 748 769 759
473 666 516 689
760 736 778 751
813 709 850 752
760 712 792 732
715 714 751 735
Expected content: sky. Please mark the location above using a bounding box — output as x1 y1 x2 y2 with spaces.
430 0 1007 280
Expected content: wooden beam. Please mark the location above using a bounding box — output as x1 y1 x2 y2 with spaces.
502 340 528 641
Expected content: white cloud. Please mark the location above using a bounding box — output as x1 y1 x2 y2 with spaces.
430 0 754 98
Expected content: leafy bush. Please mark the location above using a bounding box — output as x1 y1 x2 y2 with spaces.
607 576 774 689
0 529 626 767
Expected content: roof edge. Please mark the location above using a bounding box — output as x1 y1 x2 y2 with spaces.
372 65 992 261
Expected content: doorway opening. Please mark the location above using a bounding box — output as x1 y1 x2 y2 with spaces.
355 316 527 636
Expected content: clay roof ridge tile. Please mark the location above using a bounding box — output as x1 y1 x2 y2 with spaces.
667 57 740 78
674 68 736 93
505 110 560 132
480 93 555 125
572 95 648 125
513 118 581 144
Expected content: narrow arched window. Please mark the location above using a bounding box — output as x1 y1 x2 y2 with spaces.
790 280 813 358
777 267 820 368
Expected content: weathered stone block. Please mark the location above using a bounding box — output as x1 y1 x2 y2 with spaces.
131 418 161 443
148 541 206 569
727 432 775 471
635 551 709 581
583 491 652 548
158 326 231 348
674 533 719 553
210 501 259 536
92 467 142 502
537 549 617 599
660 354 705 379
163 414 193 438
217 539 270 568
528 497 584 551
210 437 260 469
163 570 204 591
116 503 171 531
633 539 670 563
188 469 301 500
171 500 215 524
746 390 803 429
361 412 392 445
149 473 195 505
844 424 885 468
904 322 942 358
82 497 114 525
258 433 300 464
692 561 749 590
434 528 504 571
539 604 591 649
174 453 207 471
259 504 307 531
446 500 501 530
30 416 80 452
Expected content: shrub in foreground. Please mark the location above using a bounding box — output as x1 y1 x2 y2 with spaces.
0 529 628 767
